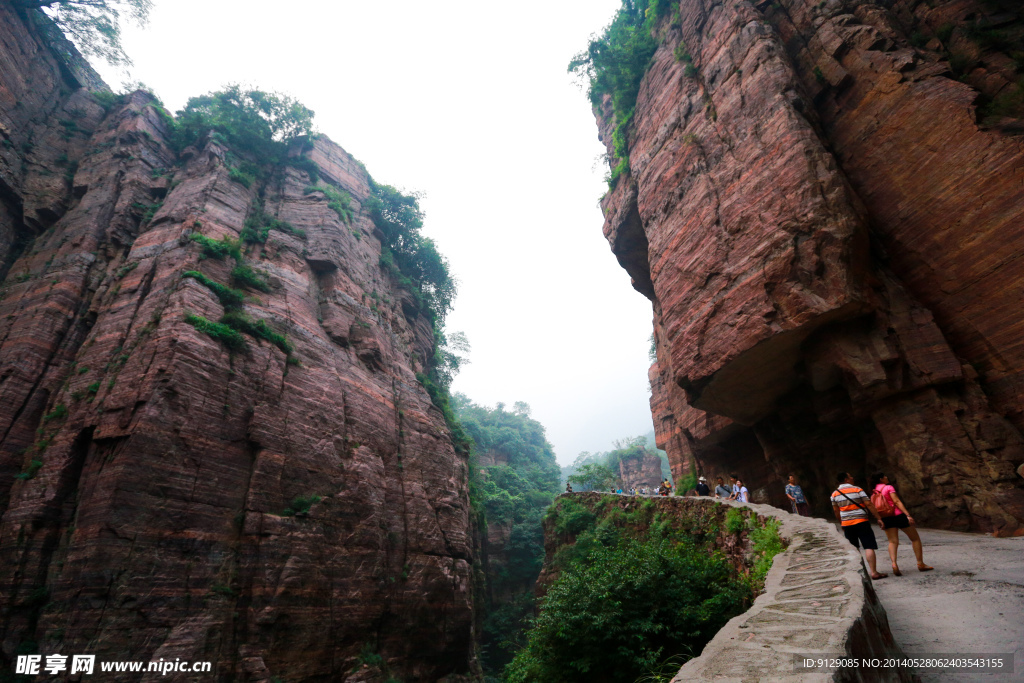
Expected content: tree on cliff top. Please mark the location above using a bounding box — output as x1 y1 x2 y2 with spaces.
172 85 316 162
15 0 152 66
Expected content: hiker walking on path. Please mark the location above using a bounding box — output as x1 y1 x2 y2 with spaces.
870 472 934 576
831 472 888 580
785 474 811 516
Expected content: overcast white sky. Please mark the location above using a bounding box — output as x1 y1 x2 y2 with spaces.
93 0 655 466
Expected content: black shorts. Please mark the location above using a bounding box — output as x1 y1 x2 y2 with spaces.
881 514 910 529
842 522 878 550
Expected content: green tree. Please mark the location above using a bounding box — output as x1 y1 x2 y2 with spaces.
18 0 152 66
455 394 560 674
567 463 617 492
505 531 749 683
172 85 315 161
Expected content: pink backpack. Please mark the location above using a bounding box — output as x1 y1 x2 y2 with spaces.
871 486 896 517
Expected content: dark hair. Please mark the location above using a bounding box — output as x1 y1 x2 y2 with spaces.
717 477 724 482
788 472 797 479
836 471 850 484
870 472 886 489
730 473 738 479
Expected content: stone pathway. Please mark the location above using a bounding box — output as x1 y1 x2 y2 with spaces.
868 527 1024 682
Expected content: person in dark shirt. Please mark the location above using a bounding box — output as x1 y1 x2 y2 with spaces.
695 476 710 496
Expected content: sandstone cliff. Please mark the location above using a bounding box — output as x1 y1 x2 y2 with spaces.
0 5 478 680
616 449 664 490
600 0 1024 534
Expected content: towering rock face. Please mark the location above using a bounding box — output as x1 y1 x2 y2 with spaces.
616 450 663 490
601 0 1024 535
0 5 478 680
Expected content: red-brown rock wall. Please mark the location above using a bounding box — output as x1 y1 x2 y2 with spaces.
616 451 663 490
605 0 1024 535
0 6 479 680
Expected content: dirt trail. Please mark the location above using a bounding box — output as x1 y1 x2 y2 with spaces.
867 527 1024 682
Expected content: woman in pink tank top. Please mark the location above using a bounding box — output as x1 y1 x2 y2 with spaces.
870 472 933 576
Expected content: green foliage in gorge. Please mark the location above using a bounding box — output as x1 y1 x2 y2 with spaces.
567 463 617 492
505 533 748 682
368 182 455 329
505 505 750 682
453 394 560 674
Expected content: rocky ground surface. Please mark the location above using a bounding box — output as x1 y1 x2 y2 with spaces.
869 527 1024 682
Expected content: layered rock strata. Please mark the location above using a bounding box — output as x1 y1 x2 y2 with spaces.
0 5 478 680
601 0 1024 534
616 450 664 490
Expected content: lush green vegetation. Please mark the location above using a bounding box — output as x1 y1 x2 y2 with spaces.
183 270 245 309
505 497 751 682
230 264 271 292
241 207 304 243
367 182 455 330
172 85 315 165
306 184 354 223
562 433 673 490
453 395 560 675
569 0 675 185
184 313 247 352
567 463 616 491
26 0 151 66
190 233 243 261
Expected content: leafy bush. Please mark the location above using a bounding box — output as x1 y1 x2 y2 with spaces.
228 165 256 188
569 0 674 185
241 209 304 243
184 313 247 352
567 463 617 492
172 85 315 165
368 183 455 328
505 530 750 682
725 507 746 534
190 233 242 261
42 404 68 422
749 517 784 588
551 497 598 535
220 311 292 355
305 183 354 223
282 494 321 516
15 459 43 481
230 264 271 292
183 270 245 309
288 155 320 183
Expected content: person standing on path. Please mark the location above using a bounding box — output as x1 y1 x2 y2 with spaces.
731 476 749 503
696 476 710 496
785 474 811 516
714 477 731 499
870 472 934 576
831 472 888 580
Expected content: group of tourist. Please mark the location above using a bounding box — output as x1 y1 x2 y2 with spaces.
565 468 932 581
685 470 934 580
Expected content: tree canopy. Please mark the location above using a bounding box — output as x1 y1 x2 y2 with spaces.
172 85 316 162
21 0 151 66
567 463 616 492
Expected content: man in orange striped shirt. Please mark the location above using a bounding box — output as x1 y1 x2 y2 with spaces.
831 472 888 580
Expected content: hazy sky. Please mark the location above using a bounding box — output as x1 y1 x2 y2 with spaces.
92 0 655 465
